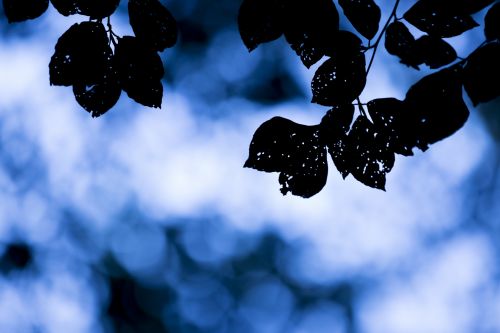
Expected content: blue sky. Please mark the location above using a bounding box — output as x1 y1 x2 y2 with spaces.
0 1 499 332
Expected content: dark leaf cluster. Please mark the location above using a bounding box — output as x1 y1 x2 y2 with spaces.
2 0 500 198
238 0 382 68
3 0 178 117
241 0 500 197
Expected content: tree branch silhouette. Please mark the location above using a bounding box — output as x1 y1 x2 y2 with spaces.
366 0 401 75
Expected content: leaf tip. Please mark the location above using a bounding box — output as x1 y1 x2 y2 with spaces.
243 159 253 168
247 45 257 52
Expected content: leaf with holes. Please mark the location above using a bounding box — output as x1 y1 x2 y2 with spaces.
345 116 395 190
244 117 328 198
50 0 120 18
73 66 121 118
485 3 500 41
238 0 285 51
367 98 415 156
338 0 381 40
283 0 340 68
114 36 164 108
403 0 479 38
319 104 354 177
3 0 49 23
129 0 178 52
414 35 457 69
404 66 469 151
49 22 113 87
464 43 500 106
384 21 422 69
311 51 366 106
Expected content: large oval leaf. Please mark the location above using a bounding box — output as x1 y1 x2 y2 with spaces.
319 104 355 177
311 51 366 106
345 116 395 190
414 35 457 69
114 36 164 108
456 0 495 14
283 0 340 68
50 0 120 18
323 30 363 57
338 0 381 40
3 0 49 23
485 2 500 41
128 0 178 52
49 22 112 86
464 42 500 106
367 98 415 156
384 21 422 69
238 0 285 51
404 0 479 38
404 66 469 150
73 66 121 118
244 117 328 198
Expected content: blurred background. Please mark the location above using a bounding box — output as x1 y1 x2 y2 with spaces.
0 0 499 332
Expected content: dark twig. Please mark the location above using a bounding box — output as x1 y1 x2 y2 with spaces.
366 0 401 75
106 16 118 46
356 97 368 117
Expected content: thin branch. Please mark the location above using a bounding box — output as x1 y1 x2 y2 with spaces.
356 97 368 117
366 0 401 75
106 16 118 47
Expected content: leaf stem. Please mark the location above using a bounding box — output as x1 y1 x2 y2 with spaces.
106 16 119 47
366 0 401 75
356 97 367 117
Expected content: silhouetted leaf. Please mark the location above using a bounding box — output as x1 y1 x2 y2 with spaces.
73 67 121 117
384 21 422 69
415 35 457 69
3 0 48 23
284 0 340 68
345 116 395 190
464 42 500 106
456 0 495 14
114 36 164 108
338 0 381 40
320 104 354 143
49 0 78 15
319 104 354 177
50 0 120 18
238 0 285 51
129 0 177 52
244 117 328 198
485 2 500 41
311 51 366 106
404 66 469 150
49 22 112 87
385 22 413 55
325 30 363 57
404 0 479 38
367 98 414 156
49 0 72 15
